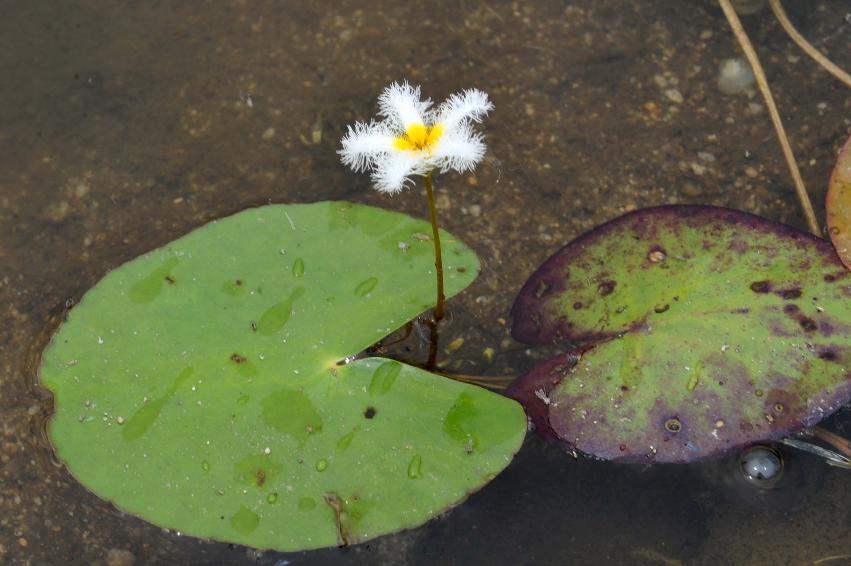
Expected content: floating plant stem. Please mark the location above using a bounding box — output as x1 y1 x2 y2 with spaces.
718 0 820 236
770 0 851 89
339 81 493 317
811 425 851 460
424 172 446 320
442 372 514 391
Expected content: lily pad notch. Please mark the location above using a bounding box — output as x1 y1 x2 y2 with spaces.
40 201 526 551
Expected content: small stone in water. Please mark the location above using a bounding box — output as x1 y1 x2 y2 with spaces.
105 548 136 566
718 58 755 95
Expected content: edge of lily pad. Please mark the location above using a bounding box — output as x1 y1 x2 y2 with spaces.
36 201 526 551
508 204 851 463
511 204 839 346
826 133 851 270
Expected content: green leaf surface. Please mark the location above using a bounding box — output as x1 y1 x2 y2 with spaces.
510 205 851 463
826 133 851 269
40 202 526 550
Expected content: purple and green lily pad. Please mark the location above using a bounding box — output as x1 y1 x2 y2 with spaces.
509 205 851 463
826 133 851 270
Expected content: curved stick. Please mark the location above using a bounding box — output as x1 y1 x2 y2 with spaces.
718 0 821 236
770 0 851 89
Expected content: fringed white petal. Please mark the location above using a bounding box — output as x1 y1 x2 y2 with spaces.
372 152 429 194
378 81 431 130
428 125 487 174
339 82 492 195
338 121 395 172
431 88 493 132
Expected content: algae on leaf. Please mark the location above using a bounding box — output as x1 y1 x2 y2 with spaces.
40 201 526 551
510 205 851 463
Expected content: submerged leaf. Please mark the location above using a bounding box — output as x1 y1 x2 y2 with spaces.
510 205 851 463
40 202 526 551
826 133 851 269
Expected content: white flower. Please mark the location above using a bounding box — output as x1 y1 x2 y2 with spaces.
338 81 493 194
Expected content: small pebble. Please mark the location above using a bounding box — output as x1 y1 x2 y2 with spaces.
718 58 755 95
261 127 276 140
444 337 465 355
468 204 481 218
731 0 765 15
45 201 71 222
664 88 684 104
747 102 764 114
682 182 702 197
105 548 136 566
690 162 707 176
482 347 495 363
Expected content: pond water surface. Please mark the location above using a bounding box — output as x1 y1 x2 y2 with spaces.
2 1 851 564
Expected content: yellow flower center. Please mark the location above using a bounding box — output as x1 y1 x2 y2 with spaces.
393 122 443 153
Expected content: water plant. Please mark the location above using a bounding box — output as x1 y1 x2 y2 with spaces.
37 64 851 556
509 205 851 463
339 81 493 321
826 134 851 269
39 203 526 551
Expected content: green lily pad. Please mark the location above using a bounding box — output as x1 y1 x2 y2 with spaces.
510 205 851 463
826 133 851 269
40 201 526 550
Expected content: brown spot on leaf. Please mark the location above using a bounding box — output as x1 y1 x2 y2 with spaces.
363 407 376 419
799 317 817 332
818 348 838 362
230 353 247 364
164 275 176 284
323 492 350 547
534 279 550 299
750 280 771 293
777 288 801 300
255 468 266 487
597 280 616 296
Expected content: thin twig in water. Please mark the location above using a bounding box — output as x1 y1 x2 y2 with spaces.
718 0 820 236
811 425 851 459
770 0 851 89
814 555 851 565
442 372 514 391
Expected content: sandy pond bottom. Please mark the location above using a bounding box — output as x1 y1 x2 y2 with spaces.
2 0 851 564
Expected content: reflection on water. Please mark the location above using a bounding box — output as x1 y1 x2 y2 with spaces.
2 0 850 564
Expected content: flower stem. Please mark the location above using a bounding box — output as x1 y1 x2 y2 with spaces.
423 172 446 320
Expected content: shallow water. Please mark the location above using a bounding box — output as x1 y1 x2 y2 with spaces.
2 1 851 564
